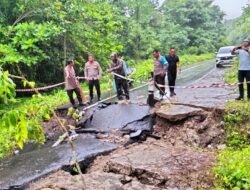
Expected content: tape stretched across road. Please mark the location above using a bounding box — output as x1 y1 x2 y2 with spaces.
14 72 136 93
155 82 241 89
14 72 243 93
15 77 87 92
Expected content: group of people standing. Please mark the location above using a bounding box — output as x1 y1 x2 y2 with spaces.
153 48 180 99
64 48 180 108
64 53 129 108
64 38 250 108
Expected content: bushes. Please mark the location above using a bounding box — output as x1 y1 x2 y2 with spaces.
224 60 238 84
181 53 214 66
224 101 250 148
0 90 68 158
214 148 250 190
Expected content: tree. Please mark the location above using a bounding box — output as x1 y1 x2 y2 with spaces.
160 0 225 54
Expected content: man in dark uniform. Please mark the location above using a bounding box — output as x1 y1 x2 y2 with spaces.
166 48 180 97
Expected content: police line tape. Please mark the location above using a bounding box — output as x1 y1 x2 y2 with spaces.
14 72 244 93
155 82 240 89
15 77 87 92
14 73 133 92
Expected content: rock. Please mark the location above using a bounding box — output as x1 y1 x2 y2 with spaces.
156 105 204 122
28 170 165 190
27 170 124 190
104 141 215 189
217 144 226 150
123 179 163 190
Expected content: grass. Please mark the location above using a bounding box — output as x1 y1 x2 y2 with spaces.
0 53 215 158
214 60 250 189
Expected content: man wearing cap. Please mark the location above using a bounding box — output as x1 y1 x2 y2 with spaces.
107 52 130 100
232 38 250 100
64 58 84 108
84 55 102 103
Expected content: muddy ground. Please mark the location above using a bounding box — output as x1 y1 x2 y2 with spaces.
26 68 234 190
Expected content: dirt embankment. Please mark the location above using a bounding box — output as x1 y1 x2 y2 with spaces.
28 103 226 190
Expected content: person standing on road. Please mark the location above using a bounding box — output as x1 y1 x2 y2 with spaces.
153 49 168 99
166 48 180 97
118 53 128 76
107 52 130 100
84 55 102 103
64 58 84 108
231 39 250 100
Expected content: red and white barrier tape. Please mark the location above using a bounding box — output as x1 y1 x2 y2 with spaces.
14 71 246 93
15 77 88 92
155 82 241 89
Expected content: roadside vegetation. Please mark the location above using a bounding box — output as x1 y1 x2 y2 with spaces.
214 98 250 189
215 57 250 189
214 5 250 186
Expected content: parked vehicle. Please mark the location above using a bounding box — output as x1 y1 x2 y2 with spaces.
216 46 236 68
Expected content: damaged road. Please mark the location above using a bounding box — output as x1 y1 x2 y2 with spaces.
1 61 235 190
0 103 153 190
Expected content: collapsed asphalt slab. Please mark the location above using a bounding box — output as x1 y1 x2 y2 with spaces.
27 170 164 190
104 140 215 189
77 103 151 134
0 135 118 190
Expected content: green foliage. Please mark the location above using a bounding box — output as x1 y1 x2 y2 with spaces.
214 148 250 190
227 5 250 45
0 90 69 158
0 110 45 158
0 69 16 104
181 53 214 66
224 61 239 84
224 100 250 148
0 22 61 66
160 0 225 54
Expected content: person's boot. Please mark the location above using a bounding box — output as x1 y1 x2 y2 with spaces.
170 92 175 97
235 96 243 101
79 102 85 107
90 98 93 104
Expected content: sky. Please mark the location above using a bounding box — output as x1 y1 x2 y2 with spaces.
213 0 249 19
159 0 249 19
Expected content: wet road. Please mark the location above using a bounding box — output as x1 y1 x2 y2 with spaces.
125 59 216 102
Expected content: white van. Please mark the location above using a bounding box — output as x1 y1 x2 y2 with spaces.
216 46 236 67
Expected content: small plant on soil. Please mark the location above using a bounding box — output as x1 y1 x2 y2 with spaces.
214 147 250 190
67 107 83 122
